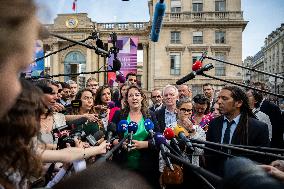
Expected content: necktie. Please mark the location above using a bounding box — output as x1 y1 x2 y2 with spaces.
223 120 235 144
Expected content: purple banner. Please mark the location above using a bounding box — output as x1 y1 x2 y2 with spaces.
108 36 138 85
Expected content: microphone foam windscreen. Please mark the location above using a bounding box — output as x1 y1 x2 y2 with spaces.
144 118 154 131
154 132 167 146
117 120 128 133
116 73 126 83
128 121 138 133
173 125 189 137
163 128 175 140
192 60 203 71
107 101 115 109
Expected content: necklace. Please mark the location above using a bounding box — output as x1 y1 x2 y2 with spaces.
40 115 53 133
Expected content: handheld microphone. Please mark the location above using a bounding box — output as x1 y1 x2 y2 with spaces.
86 130 105 146
107 101 116 109
106 122 117 143
173 126 195 152
150 0 166 42
164 128 184 157
176 63 214 85
116 71 126 83
144 118 155 138
154 133 174 171
127 121 138 150
117 120 128 139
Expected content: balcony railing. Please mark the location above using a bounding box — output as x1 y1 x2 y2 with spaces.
164 11 243 22
97 22 148 31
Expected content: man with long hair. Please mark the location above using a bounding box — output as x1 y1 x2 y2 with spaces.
205 85 269 176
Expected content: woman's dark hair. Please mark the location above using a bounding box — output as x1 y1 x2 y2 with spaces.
0 79 44 186
94 86 112 105
192 94 210 114
222 85 255 145
70 88 95 115
247 89 263 109
122 85 150 118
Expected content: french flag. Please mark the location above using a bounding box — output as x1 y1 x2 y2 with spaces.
72 0 77 11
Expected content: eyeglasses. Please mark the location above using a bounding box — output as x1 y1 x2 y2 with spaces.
180 108 193 113
152 95 161 98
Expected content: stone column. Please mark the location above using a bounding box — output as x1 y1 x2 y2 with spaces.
142 43 149 90
51 43 60 80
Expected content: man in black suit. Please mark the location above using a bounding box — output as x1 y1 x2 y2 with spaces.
252 82 284 148
205 86 270 176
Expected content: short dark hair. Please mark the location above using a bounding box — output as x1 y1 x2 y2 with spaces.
193 94 210 114
203 83 213 89
126 72 137 80
60 82 70 89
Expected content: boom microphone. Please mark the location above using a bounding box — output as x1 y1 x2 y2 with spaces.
176 63 214 85
150 0 166 42
192 52 208 71
173 126 195 152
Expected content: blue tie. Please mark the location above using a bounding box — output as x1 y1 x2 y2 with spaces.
223 120 235 144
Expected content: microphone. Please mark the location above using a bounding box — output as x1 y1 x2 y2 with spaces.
106 122 117 143
116 71 126 83
192 60 203 71
107 101 116 109
150 0 166 42
117 120 128 139
112 58 121 71
164 128 184 156
173 126 195 152
144 118 155 138
86 130 105 146
154 133 174 171
127 121 138 150
192 51 208 71
176 63 214 85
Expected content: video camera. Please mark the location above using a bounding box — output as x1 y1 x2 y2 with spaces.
52 123 104 149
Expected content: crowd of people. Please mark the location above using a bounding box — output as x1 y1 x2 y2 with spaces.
1 1 284 189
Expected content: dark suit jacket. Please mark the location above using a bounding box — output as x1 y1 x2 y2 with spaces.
260 100 284 148
205 115 270 176
154 106 166 132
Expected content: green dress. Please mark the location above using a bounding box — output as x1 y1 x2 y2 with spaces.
125 114 148 170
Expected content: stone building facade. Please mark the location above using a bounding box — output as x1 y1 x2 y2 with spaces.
43 0 247 94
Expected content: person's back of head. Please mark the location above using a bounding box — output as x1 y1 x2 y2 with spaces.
54 162 154 189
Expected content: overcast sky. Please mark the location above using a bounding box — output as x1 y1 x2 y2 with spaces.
35 0 284 61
